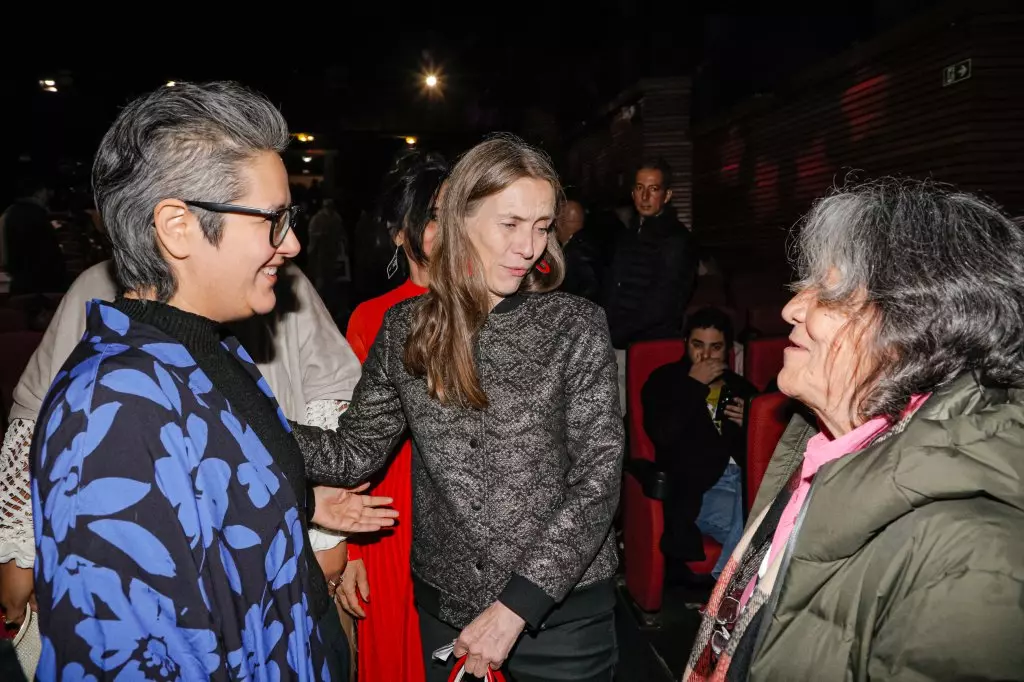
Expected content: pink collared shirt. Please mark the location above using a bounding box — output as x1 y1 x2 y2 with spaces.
739 394 930 609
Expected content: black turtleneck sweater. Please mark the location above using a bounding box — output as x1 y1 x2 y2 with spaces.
113 297 330 618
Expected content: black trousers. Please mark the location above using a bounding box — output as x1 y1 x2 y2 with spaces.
318 604 350 682
0 637 27 682
419 607 617 682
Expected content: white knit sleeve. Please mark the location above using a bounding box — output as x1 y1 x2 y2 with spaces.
0 418 36 568
303 399 349 430
305 400 350 550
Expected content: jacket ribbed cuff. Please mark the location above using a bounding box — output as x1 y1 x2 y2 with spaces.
498 574 555 630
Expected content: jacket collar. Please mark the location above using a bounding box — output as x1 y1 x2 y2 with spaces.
491 293 525 315
793 372 1024 561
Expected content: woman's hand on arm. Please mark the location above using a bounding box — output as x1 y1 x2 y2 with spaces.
311 483 398 534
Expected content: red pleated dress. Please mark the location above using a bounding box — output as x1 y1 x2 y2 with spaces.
345 278 428 682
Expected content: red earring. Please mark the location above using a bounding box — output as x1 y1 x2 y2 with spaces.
535 259 551 274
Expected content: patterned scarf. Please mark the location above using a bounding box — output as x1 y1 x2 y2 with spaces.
684 405 920 681
684 469 800 681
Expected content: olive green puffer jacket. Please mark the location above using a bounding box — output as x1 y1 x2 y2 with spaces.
745 373 1024 681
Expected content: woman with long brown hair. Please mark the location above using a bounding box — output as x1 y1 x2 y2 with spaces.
293 135 623 681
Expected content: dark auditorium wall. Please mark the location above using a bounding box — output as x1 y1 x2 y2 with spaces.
693 0 1024 274
566 77 693 226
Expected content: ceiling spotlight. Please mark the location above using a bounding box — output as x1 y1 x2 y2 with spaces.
425 74 438 88
302 156 313 163
405 136 417 145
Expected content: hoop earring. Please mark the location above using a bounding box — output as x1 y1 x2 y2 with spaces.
535 259 551 274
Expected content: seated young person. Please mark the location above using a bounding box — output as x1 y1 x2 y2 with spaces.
642 307 757 582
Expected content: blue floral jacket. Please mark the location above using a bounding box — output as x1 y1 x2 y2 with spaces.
31 300 328 681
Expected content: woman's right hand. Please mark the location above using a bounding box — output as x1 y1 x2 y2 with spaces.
312 483 398 534
0 561 35 627
337 558 370 619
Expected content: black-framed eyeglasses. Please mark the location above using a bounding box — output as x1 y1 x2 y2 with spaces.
185 201 299 248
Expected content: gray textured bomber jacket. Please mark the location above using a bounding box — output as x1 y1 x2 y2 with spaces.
291 291 625 629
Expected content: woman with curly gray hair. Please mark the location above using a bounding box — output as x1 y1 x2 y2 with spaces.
686 178 1024 682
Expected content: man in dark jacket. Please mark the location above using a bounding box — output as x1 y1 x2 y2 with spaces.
642 307 757 582
556 199 603 302
603 159 697 350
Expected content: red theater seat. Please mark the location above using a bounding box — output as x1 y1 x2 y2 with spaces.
745 392 793 506
622 339 726 613
744 336 789 392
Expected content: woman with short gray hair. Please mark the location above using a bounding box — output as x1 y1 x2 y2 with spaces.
686 178 1024 681
29 81 394 681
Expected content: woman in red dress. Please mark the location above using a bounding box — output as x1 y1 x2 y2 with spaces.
341 151 448 681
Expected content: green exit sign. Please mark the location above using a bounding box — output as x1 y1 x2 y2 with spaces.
942 59 972 87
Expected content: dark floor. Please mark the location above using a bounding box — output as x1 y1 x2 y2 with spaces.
613 579 705 681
